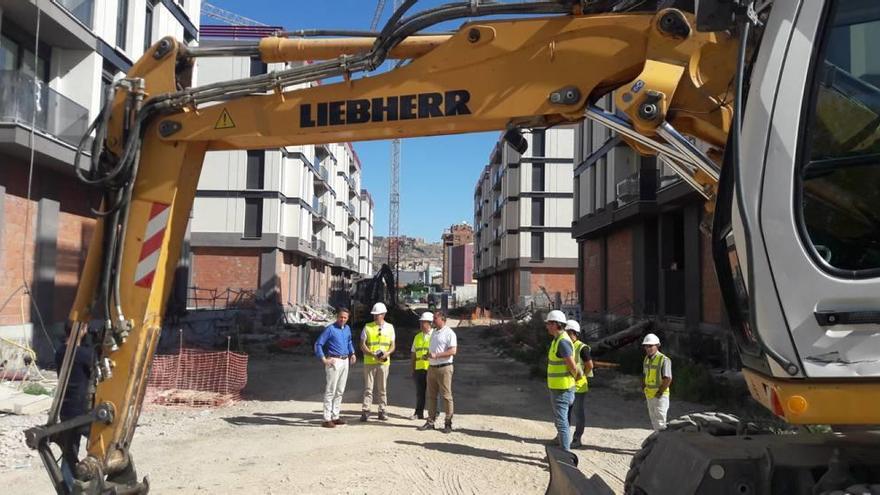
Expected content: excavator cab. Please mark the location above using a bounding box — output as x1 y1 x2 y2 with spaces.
623 1 880 494
713 0 880 421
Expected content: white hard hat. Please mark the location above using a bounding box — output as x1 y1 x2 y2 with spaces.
419 312 434 322
370 302 388 315
641 333 660 346
565 320 581 333
545 310 567 324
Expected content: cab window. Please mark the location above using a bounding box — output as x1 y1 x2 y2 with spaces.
801 0 880 274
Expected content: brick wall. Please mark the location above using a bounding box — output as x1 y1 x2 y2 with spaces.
191 247 260 295
0 192 36 326
606 227 633 316
701 230 723 324
582 239 602 313
53 185 97 322
529 267 575 300
1 163 98 327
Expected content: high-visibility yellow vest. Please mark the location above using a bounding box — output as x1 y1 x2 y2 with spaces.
573 340 590 393
547 332 576 390
364 322 393 365
643 352 670 398
412 331 432 371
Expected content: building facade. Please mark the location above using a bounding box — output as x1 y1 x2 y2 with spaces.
359 190 374 276
0 0 199 359
440 222 473 289
572 95 729 365
188 39 373 311
474 127 578 310
449 243 473 287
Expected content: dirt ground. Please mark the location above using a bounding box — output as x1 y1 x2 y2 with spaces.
0 323 706 494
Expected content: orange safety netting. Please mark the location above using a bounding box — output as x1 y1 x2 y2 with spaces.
145 348 248 407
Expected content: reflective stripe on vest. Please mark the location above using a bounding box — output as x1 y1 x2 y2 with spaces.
547 333 575 390
364 322 393 365
413 331 432 371
573 340 589 393
643 352 670 398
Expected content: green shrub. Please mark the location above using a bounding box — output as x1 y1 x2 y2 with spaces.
23 383 52 396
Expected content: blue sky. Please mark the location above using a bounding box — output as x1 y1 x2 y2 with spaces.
204 1 501 241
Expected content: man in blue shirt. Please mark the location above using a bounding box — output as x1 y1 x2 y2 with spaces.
315 308 356 428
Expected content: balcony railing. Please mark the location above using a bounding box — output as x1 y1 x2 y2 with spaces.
616 173 641 207
311 197 327 218
311 236 326 254
492 168 503 190
58 0 94 28
314 166 330 189
0 71 89 147
345 173 356 190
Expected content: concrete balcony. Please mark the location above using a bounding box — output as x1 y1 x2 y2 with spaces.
0 0 95 51
311 197 331 228
311 236 327 256
313 165 330 192
0 70 90 172
0 71 89 146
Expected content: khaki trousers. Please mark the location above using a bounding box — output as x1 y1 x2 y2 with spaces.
426 365 454 422
362 363 389 412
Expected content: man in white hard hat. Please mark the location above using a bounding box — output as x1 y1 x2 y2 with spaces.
565 320 593 449
409 312 434 420
642 333 672 430
545 310 583 451
360 302 396 422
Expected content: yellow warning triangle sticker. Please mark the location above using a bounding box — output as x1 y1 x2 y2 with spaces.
214 108 236 129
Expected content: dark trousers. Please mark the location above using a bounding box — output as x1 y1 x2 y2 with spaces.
413 369 427 417
568 392 586 441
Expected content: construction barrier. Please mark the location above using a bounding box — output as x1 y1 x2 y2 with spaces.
146 346 248 407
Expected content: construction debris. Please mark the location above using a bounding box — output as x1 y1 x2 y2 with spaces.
282 303 335 325
151 389 235 408
0 384 53 415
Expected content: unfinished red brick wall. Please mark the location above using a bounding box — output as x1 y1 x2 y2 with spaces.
529 267 575 300
1 191 36 326
53 185 98 322
701 231 723 324
191 247 260 296
2 164 99 327
280 253 303 306
582 239 602 313
606 228 633 316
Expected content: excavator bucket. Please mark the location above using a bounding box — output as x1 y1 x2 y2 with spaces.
545 446 615 495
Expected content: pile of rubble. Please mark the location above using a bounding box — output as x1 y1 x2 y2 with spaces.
281 303 335 325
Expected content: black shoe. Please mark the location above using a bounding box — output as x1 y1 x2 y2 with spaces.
417 421 435 431
570 439 583 449
360 412 369 422
442 421 453 434
377 412 388 421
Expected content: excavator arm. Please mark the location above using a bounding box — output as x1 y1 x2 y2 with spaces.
27 2 737 493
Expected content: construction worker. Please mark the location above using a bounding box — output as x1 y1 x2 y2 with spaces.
418 311 457 433
545 310 583 451
565 319 593 449
642 333 672 430
314 307 356 428
360 302 395 422
410 312 434 420
55 325 94 491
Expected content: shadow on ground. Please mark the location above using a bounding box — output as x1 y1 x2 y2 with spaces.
395 440 548 469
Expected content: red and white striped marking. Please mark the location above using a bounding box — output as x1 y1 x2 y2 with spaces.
134 202 171 288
